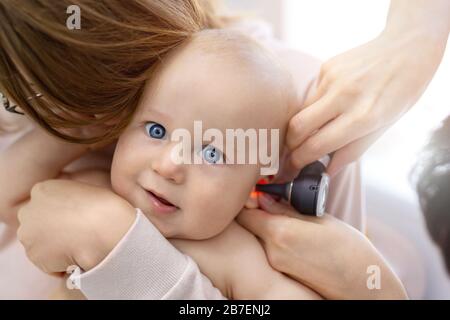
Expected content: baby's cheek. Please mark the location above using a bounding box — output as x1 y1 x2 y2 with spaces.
111 153 135 199
111 138 140 193
187 183 248 238
191 200 235 239
110 167 127 198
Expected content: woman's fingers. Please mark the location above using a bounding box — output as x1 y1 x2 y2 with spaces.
300 76 323 110
259 194 323 225
327 126 388 176
272 157 298 183
272 148 297 183
258 194 303 219
258 193 286 214
286 91 342 152
237 197 300 240
288 110 373 172
237 194 314 241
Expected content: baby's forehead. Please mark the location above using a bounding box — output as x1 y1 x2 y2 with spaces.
141 29 293 130
181 29 285 80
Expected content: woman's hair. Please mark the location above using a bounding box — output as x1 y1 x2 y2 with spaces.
411 116 450 273
0 0 223 143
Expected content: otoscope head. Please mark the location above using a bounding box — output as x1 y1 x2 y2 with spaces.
290 172 329 217
255 158 330 217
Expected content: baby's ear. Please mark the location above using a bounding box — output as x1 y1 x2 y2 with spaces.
244 176 272 209
244 189 259 209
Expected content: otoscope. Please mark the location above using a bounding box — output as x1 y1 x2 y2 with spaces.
255 155 331 217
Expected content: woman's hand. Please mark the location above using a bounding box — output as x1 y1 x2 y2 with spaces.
17 179 136 274
237 194 408 299
284 6 448 178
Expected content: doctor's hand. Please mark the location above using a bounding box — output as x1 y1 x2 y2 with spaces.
283 15 448 179
17 179 136 274
237 194 408 300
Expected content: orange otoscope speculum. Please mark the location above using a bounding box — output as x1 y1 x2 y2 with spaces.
255 155 331 217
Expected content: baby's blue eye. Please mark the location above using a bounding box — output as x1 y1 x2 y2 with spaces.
145 122 166 139
202 145 223 164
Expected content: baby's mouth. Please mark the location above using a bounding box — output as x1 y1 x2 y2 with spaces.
146 188 179 209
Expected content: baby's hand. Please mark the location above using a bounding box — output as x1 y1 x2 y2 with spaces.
17 179 136 274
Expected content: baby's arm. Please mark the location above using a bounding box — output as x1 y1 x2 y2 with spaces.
171 221 321 300
50 168 111 300
0 127 88 225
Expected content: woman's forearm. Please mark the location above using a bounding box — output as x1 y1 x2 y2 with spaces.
280 235 408 300
384 0 450 40
359 247 409 300
319 235 408 300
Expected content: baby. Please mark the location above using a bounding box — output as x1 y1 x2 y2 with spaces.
1 28 320 299
105 29 320 299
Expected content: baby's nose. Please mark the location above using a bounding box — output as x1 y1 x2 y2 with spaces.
151 143 185 184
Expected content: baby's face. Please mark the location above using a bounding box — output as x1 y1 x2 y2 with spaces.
111 34 290 239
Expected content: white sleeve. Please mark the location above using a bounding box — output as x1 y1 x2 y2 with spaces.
74 209 226 300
